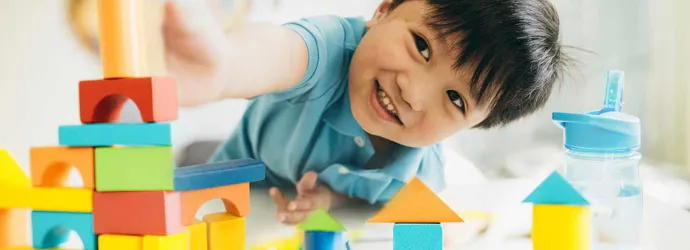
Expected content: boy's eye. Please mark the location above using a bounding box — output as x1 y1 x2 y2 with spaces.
413 34 431 61
447 90 466 113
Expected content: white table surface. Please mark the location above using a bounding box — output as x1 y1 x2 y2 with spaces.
208 179 690 250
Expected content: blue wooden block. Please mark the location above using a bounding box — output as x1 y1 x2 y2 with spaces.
58 122 172 146
32 211 96 250
174 159 266 191
393 223 442 250
303 231 344 250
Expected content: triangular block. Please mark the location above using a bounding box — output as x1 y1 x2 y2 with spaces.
523 171 590 206
0 148 30 188
298 208 346 232
368 177 463 223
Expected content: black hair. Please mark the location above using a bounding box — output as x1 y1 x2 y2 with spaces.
390 0 568 128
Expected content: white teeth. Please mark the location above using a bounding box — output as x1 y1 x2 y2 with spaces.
376 88 398 117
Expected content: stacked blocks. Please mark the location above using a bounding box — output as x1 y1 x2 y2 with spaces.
367 177 464 250
80 1 264 249
523 171 592 250
298 208 347 250
0 1 266 249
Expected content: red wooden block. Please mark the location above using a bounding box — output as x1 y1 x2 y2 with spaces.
79 76 178 123
93 191 184 236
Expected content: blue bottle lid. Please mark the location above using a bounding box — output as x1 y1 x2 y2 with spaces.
552 70 641 153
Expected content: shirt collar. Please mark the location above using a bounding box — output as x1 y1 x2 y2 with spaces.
322 86 367 138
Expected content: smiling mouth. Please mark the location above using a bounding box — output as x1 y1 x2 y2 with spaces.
375 81 402 123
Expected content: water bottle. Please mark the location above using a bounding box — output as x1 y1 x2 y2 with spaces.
552 70 642 247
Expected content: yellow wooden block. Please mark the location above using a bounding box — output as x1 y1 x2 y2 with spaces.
188 222 208 250
143 230 190 250
0 188 92 212
98 234 142 250
203 212 245 250
532 205 591 250
0 149 30 188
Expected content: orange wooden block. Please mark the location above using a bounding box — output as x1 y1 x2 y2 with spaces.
30 146 94 188
98 0 148 79
181 183 250 226
79 77 178 123
0 209 30 248
93 191 185 236
368 177 463 223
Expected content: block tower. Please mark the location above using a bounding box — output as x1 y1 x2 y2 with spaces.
523 170 592 250
0 0 266 250
298 208 348 250
367 177 464 250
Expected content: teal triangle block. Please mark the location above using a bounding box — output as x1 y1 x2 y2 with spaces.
522 171 590 205
298 208 346 232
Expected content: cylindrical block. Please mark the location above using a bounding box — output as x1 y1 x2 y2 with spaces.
98 0 148 79
304 231 344 250
532 205 591 250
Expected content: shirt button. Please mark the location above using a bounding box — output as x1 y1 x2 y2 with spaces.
354 136 365 147
338 166 350 174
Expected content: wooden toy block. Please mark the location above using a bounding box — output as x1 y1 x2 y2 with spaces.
97 231 190 250
188 221 208 250
523 171 590 205
95 146 174 191
303 231 344 250
30 146 94 188
142 231 190 250
298 208 346 232
93 191 184 236
0 209 30 249
174 159 266 191
0 148 30 188
59 123 172 147
181 183 250 226
393 223 442 250
79 77 177 123
97 0 148 79
0 187 92 212
98 234 142 250
368 177 463 223
532 205 591 250
203 212 245 250
31 211 96 250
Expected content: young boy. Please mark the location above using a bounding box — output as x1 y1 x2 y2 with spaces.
163 0 566 224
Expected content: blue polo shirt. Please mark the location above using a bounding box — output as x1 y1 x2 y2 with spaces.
209 15 447 205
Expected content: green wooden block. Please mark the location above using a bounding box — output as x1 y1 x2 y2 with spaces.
95 146 174 191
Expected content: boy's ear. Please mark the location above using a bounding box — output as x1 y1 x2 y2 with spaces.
366 0 393 28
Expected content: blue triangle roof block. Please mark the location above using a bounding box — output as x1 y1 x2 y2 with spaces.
522 171 590 206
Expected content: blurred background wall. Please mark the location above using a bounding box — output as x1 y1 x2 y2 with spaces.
1 0 689 193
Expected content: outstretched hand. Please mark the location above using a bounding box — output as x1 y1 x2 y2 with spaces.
269 171 334 224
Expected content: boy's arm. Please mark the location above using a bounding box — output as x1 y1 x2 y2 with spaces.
163 1 309 105
217 23 309 99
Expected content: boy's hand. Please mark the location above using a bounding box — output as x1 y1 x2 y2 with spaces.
162 0 230 106
269 171 333 224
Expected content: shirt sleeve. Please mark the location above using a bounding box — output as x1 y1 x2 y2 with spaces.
258 15 352 103
316 145 447 205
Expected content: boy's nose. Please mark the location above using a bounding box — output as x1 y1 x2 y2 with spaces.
397 74 428 112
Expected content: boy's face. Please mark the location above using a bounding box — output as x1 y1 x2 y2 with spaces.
349 0 490 147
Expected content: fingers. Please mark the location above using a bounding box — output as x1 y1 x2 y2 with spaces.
287 199 316 212
297 171 319 195
278 210 312 225
162 0 190 36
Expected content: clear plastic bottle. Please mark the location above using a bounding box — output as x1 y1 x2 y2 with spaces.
552 70 642 247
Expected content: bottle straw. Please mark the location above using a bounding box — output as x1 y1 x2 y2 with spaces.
602 70 625 112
